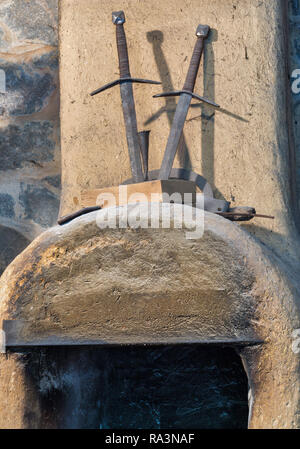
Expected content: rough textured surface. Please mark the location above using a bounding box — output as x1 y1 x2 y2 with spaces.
0 207 257 345
0 207 299 428
0 352 29 429
0 225 29 276
0 122 56 170
59 0 299 262
0 0 60 272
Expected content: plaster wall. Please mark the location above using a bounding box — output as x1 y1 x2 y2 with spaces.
59 0 299 259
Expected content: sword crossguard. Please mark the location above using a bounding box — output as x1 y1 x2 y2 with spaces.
90 77 161 96
153 90 219 108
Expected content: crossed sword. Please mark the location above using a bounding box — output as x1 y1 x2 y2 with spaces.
91 11 218 183
88 11 274 224
91 11 159 183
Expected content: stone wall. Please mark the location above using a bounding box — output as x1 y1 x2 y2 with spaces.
0 0 60 275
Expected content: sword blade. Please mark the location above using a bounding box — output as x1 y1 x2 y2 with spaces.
120 82 144 182
158 93 192 180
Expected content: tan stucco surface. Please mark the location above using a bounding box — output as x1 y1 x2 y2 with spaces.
59 0 299 258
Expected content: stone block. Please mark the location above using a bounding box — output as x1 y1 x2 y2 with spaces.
19 183 59 227
0 121 56 171
0 0 58 46
0 225 29 275
0 193 15 218
0 58 56 116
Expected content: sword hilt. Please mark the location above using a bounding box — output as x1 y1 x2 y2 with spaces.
112 11 131 78
183 24 210 92
90 10 161 97
152 24 218 108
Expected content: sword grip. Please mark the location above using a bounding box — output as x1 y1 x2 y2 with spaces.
116 24 131 78
183 37 205 92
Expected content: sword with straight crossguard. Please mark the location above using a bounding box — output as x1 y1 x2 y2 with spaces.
90 11 161 183
154 24 220 180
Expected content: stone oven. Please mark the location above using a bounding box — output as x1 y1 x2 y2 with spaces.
0 0 300 429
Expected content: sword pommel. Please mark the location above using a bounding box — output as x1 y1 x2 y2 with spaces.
196 24 210 38
112 11 125 25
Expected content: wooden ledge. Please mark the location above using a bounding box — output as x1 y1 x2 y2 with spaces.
81 179 196 209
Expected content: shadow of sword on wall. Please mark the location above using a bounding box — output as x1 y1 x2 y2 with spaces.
145 30 192 171
145 29 249 196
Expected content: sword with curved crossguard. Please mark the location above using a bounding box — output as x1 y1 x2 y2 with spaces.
154 24 220 180
90 11 161 183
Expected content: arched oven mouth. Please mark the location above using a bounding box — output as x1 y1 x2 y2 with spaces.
8 343 250 429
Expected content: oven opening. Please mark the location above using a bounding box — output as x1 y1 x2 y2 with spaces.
23 344 249 429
